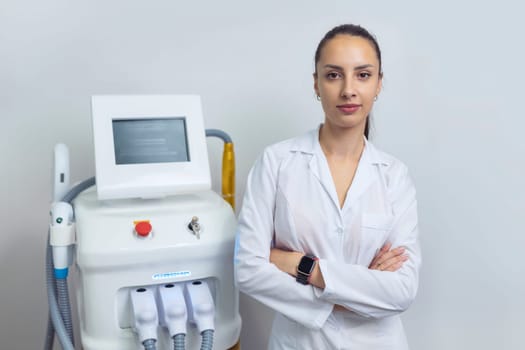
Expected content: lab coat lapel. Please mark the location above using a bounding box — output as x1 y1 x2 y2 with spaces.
344 156 375 210
292 128 341 212
294 127 379 212
343 141 380 210
308 152 341 212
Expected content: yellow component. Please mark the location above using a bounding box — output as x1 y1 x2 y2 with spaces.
222 142 235 210
133 220 150 225
227 340 241 350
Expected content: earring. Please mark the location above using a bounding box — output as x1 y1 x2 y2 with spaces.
316 95 321 101
374 95 378 101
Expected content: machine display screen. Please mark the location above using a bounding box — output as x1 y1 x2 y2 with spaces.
112 117 190 165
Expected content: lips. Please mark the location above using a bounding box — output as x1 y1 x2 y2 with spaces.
337 104 361 114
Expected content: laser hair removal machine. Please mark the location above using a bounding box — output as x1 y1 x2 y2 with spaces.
46 95 241 350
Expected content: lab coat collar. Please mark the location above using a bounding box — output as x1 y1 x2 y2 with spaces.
289 125 391 166
290 125 390 212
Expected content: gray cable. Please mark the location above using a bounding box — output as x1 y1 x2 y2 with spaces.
173 333 186 350
45 177 96 350
62 177 96 204
56 278 74 346
200 330 214 350
44 258 59 350
205 129 232 143
46 234 74 350
43 313 54 350
143 338 157 350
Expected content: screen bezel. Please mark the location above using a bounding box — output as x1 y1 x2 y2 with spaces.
92 95 211 200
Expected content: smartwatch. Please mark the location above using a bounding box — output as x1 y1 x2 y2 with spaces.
296 254 318 285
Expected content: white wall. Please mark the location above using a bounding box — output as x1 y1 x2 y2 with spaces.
2 0 524 349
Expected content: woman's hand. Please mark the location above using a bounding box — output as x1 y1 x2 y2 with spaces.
368 242 408 272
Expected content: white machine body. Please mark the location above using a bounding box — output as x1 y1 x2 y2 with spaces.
74 187 241 349
70 95 240 349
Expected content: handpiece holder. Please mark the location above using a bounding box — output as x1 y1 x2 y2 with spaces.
157 283 188 337
130 287 159 344
185 280 215 333
50 202 75 278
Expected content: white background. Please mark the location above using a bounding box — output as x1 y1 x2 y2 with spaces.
2 0 524 349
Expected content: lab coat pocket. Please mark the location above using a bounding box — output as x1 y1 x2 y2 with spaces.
357 213 393 266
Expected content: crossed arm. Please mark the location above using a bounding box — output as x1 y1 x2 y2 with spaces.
269 242 408 289
235 149 420 325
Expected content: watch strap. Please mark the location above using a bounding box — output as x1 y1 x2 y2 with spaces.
296 272 309 285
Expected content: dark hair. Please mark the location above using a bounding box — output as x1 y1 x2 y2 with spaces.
314 24 382 138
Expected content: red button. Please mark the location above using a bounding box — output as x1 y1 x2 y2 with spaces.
135 221 152 237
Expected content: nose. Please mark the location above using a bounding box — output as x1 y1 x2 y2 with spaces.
341 78 356 99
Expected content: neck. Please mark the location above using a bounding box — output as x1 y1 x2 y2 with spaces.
319 122 365 160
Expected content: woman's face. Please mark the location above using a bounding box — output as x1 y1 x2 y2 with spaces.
314 34 382 132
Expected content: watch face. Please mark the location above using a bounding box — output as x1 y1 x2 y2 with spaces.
298 256 315 274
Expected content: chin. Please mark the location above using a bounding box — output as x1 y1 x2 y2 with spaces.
326 115 366 130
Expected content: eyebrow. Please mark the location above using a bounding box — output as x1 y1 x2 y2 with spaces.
323 64 375 71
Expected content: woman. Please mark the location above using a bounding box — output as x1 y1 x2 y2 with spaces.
235 24 421 350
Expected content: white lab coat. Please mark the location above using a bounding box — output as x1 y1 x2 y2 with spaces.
235 127 421 350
